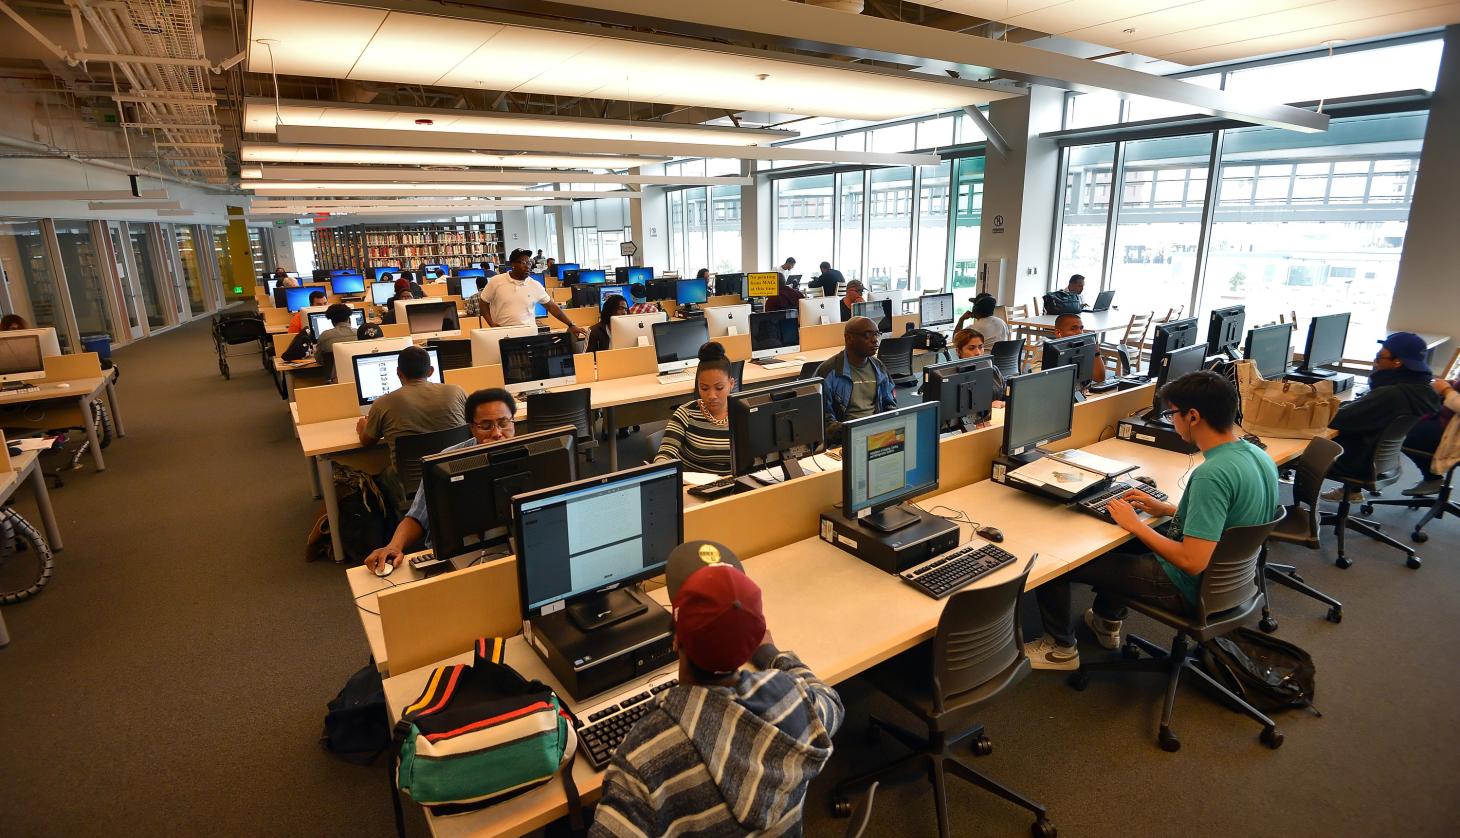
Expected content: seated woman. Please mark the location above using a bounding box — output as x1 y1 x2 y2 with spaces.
654 342 735 475
1 314 30 331
950 328 1005 423
587 294 628 353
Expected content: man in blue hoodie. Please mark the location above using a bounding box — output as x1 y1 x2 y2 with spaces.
590 540 844 837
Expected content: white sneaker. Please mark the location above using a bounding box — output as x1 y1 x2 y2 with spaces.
1321 487 1363 503
1084 609 1122 651
1024 636 1080 670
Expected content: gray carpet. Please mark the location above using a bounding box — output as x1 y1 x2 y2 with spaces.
2 318 1457 837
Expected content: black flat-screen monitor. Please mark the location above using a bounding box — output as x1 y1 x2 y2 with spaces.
372 266 403 280
842 401 940 532
1041 334 1100 386
577 269 606 285
1300 312 1351 374
1244 323 1296 379
456 268 487 279
555 263 580 282
1002 365 1077 457
627 266 653 285
715 273 747 299
921 356 996 433
852 299 893 334
1206 305 1246 358
283 285 326 312
329 274 366 295
729 378 824 481
1149 343 1208 418
645 278 676 301
1149 317 1198 376
675 279 709 306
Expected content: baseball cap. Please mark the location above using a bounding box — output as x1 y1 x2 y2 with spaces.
666 541 766 674
1378 332 1431 373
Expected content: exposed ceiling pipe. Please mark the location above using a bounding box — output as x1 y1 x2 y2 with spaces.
0 133 233 192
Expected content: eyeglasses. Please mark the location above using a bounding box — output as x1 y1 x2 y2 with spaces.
471 418 515 431
1155 408 1179 421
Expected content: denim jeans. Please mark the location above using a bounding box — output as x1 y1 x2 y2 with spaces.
1035 541 1191 648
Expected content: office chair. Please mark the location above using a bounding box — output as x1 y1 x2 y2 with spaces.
392 425 472 504
524 388 598 463
1068 512 1287 752
832 557 1055 838
798 360 824 382
728 359 745 392
1324 414 1422 569
990 339 1024 380
1363 452 1459 545
1258 436 1345 629
426 337 472 371
841 781 878 838
876 336 918 387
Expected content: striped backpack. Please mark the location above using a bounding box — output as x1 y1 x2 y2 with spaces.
390 637 581 832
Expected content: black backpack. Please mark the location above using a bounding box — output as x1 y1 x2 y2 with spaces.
1200 627 1319 714
322 662 391 765
335 467 399 565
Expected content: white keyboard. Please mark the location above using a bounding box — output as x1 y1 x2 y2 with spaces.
658 373 692 385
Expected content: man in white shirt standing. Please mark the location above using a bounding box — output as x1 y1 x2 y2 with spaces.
480 248 588 339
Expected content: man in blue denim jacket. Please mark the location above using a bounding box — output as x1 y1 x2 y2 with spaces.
815 316 897 445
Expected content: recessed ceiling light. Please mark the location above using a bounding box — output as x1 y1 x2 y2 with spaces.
238 142 665 170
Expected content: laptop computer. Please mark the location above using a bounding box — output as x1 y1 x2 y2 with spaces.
1090 290 1116 312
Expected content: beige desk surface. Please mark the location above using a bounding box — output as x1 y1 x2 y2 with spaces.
376 432 1309 838
1007 310 1131 334
0 377 108 406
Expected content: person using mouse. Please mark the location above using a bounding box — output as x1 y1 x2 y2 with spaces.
1023 370 1278 671
363 388 516 573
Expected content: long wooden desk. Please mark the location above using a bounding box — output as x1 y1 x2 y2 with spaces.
0 449 65 647
0 374 124 472
1007 309 1131 335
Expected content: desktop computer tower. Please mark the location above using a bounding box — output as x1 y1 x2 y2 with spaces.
1116 415 1199 455
524 589 676 702
1283 369 1354 393
819 506 960 574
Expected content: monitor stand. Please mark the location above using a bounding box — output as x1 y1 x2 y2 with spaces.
862 502 919 533
567 587 649 633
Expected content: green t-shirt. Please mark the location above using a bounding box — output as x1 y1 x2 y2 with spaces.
1163 439 1279 604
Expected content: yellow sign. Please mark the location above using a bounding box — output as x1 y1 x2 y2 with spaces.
748 271 780 298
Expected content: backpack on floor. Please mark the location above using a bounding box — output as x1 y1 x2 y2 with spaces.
337 466 398 564
1199 627 1319 714
322 661 391 765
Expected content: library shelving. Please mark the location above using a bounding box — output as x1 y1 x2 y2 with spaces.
310 219 504 271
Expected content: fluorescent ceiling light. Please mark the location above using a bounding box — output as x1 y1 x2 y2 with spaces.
87 201 183 210
239 142 665 170
248 183 639 199
255 165 751 186
243 99 796 146
240 167 263 179
248 181 527 192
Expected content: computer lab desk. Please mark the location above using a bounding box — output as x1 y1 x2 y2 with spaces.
0 373 124 473
363 431 1311 838
1006 309 1132 336
0 449 65 648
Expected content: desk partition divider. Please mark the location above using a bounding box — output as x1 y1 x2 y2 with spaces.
572 353 597 383
703 295 744 308
443 363 506 392
295 382 358 424
41 352 102 381
595 345 657 380
379 324 411 338
719 333 752 361
378 557 522 676
421 282 448 298
799 322 845 351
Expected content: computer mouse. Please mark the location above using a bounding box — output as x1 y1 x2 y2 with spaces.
1135 475 1157 489
55 382 72 389
976 526 1004 543
374 561 395 578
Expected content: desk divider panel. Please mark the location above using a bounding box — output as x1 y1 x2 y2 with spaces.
572 353 596 382
799 322 845 351
379 324 410 338
295 382 358 423
421 282 449 298
0 431 11 473
378 557 523 676
262 307 291 326
659 301 678 319
703 295 744 308
893 313 919 335
550 288 572 303
271 333 296 356
443 364 506 392
719 333 751 362
595 345 656 380
41 352 102 381
565 307 601 329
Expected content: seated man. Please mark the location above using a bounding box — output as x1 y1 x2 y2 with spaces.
287 290 327 333
1025 371 1278 669
1050 313 1106 385
1401 376 1460 496
808 261 845 297
763 273 805 312
1044 274 1087 315
590 540 843 838
313 303 358 380
363 388 516 572
816 316 897 446
1323 332 1441 501
356 345 467 502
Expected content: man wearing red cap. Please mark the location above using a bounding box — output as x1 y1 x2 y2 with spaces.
590 540 844 838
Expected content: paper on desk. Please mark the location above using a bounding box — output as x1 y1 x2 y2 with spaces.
681 471 721 486
1048 449 1134 478
1008 457 1100 491
12 437 56 451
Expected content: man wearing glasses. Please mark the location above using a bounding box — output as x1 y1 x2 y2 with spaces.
816 316 897 446
364 388 518 573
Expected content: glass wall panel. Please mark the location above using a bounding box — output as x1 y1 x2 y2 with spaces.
774 174 833 270
667 189 686 272
1125 74 1221 122
836 172 863 284
950 156 985 292
54 220 115 339
210 225 235 301
1066 91 1122 129
684 188 709 274
866 167 913 292
1107 134 1213 318
915 161 951 293
1225 39 1443 105
0 219 66 342
128 225 167 328
108 225 141 333
916 116 954 150
175 225 206 314
709 185 741 273
1055 143 1116 288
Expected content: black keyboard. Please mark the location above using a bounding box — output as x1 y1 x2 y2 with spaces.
900 543 1017 599
1073 481 1169 524
688 476 737 499
577 679 679 769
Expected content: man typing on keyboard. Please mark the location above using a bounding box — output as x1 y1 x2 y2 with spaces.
1024 371 1279 670
590 540 845 837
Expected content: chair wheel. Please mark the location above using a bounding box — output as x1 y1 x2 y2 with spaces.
1158 728 1181 752
1121 642 1141 660
1406 555 1422 569
1259 617 1278 634
1335 555 1352 569
1261 726 1284 749
972 736 993 757
1411 530 1428 543
1031 818 1057 838
1326 606 1342 624
1067 671 1089 691
1360 504 1374 516
832 798 852 818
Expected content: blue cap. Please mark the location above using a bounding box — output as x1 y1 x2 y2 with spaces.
1378 332 1430 373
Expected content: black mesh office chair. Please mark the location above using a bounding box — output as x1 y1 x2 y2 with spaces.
1324 414 1422 569
990 339 1023 380
1364 446 1460 544
392 425 472 505
1258 436 1345 629
798 361 823 381
832 557 1055 838
877 336 918 387
728 359 745 392
426 337 472 371
1068 512 1287 753
524 388 598 463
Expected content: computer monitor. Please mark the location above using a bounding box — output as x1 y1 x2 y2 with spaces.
644 278 676 301
705 304 753 338
675 278 709 306
715 273 747 299
0 327 60 360
1244 322 1296 379
852 299 893 334
729 378 824 481
1001 365 1077 458
470 325 538 366
609 311 667 350
422 263 449 278
308 307 365 340
842 401 940 533
1299 312 1351 375
577 269 607 285
651 318 709 374
1041 334 1100 389
312 269 331 282
555 263 580 282
283 285 326 312
798 297 840 328
372 266 402 280
499 332 576 394
1148 317 1198 376
456 268 487 280
332 336 413 384
329 274 366 296
0 334 46 385
368 282 396 306
422 426 578 563
513 460 683 631
1206 305 1246 359
352 347 443 406
263 277 281 295
749 310 800 359
918 293 955 329
626 266 653 285
921 356 996 434
596 284 631 310
1147 343 1208 420
404 300 460 338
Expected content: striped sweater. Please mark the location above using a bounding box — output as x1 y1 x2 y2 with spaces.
654 401 731 475
589 647 844 838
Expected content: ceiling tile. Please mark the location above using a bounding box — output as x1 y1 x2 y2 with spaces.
348 12 502 85
1158 2 1460 64
246 0 384 78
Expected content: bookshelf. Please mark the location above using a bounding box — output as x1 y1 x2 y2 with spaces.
310 219 504 271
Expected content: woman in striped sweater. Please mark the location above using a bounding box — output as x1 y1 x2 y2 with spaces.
655 341 735 475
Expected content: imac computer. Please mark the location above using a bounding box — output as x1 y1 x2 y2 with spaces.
1244 322 1296 379
715 273 747 299
422 426 578 564
0 334 46 388
1148 317 1198 377
352 347 443 407
283 285 326 312
852 299 893 334
371 266 403 280
1206 305 1246 360
332 337 413 385
329 274 366 296
577 269 607 285
470 325 538 366
499 332 576 395
368 282 396 306
626 266 653 285
705 304 753 338
308 307 365 340
675 278 710 309
748 310 800 360
651 318 709 376
842 401 940 532
921 356 997 434
609 311 668 349
1041 334 1100 395
403 300 460 339
1145 343 1207 424
1001 365 1078 462
798 297 840 328
514 460 683 632
918 293 955 330
0 326 61 360
1297 312 1351 376
729 378 824 483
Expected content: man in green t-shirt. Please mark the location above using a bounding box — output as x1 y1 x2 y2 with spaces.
1025 371 1279 670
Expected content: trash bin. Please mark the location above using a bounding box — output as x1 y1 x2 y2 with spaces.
80 334 112 362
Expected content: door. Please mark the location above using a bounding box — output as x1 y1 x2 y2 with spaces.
107 222 146 340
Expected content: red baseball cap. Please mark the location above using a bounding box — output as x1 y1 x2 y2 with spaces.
668 541 766 674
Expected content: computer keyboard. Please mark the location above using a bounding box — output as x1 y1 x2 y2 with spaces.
657 372 693 385
577 679 679 769
750 357 794 368
1073 481 1169 524
688 476 738 499
900 543 1017 599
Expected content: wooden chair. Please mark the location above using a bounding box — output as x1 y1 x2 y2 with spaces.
1440 346 1460 381
1030 296 1042 316
1112 312 1153 375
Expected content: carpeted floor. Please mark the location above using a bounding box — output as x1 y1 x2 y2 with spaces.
2 318 1457 837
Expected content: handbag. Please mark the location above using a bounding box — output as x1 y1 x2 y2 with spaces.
1234 360 1341 439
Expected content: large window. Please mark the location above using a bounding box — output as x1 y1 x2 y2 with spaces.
950 156 984 291
684 188 708 275
175 225 206 314
836 172 863 283
1108 134 1213 319
0 219 65 342
914 161 950 294
774 174 833 269
54 220 115 339
709 186 741 274
1055 143 1115 289
866 167 913 292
